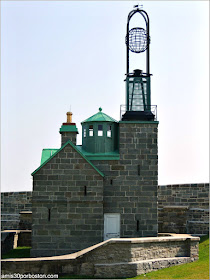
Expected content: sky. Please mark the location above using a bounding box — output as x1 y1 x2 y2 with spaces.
1 0 209 192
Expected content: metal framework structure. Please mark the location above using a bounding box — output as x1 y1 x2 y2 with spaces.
125 6 152 114
126 6 150 75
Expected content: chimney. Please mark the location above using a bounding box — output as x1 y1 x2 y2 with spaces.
67 112 72 123
59 112 78 146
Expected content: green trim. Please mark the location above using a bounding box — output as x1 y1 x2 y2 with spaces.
119 121 159 124
59 125 78 133
31 141 104 177
76 146 120 160
88 156 120 160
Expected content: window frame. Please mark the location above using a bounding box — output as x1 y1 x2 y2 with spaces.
98 124 103 136
107 125 112 138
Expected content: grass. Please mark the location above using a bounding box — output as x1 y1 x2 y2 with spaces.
1 246 31 259
130 235 209 279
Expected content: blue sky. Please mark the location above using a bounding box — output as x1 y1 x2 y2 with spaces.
1 1 209 192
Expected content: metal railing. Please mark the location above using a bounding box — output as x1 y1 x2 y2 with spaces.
120 104 157 121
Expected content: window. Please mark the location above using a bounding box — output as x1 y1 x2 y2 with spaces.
89 125 93 136
98 125 103 136
107 125 112 137
84 128 86 138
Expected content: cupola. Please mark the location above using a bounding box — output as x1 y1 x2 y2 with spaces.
81 108 118 153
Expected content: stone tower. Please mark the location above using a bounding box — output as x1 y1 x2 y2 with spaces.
118 6 158 236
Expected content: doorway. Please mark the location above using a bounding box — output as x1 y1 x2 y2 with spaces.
104 213 120 240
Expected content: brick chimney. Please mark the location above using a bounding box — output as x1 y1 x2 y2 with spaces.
59 112 78 146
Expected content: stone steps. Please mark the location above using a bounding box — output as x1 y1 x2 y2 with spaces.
94 256 191 278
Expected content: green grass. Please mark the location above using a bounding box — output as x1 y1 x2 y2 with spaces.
130 235 209 279
2 246 31 259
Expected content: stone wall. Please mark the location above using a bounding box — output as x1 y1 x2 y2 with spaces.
119 122 158 237
31 142 104 257
92 121 159 239
1 183 208 238
17 231 32 247
158 183 209 235
19 211 32 230
60 131 77 146
1 192 32 230
1 235 199 278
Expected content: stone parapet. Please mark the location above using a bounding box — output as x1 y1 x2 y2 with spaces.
1 234 199 278
158 183 209 209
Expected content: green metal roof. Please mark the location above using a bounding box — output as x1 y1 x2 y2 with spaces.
81 108 118 124
59 124 78 133
39 146 119 166
32 140 104 177
76 146 120 160
41 149 58 165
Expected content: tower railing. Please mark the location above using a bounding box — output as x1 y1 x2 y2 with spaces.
120 104 157 121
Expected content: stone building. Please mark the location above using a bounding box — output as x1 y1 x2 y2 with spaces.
31 109 158 257
31 6 159 257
